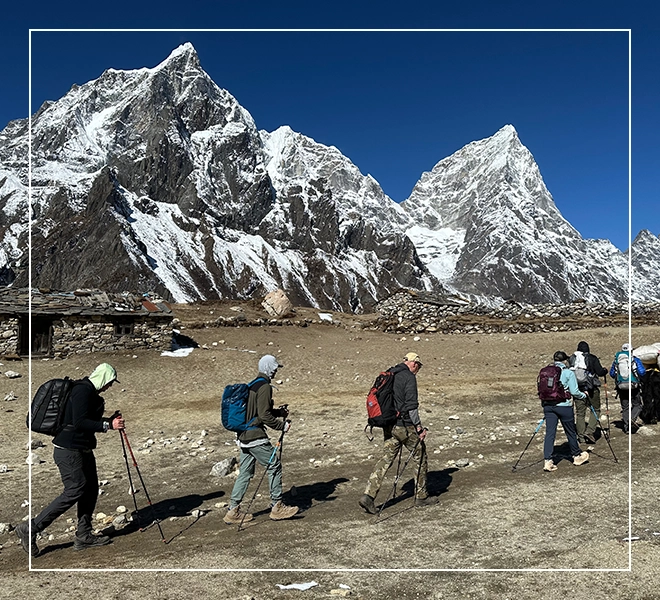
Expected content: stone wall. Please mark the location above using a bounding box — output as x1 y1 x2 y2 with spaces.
52 317 172 358
0 317 19 355
374 291 660 335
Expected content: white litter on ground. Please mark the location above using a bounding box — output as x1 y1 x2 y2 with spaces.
276 581 319 591
161 348 195 358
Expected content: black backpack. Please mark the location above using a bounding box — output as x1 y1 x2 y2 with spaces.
27 378 76 436
365 365 401 439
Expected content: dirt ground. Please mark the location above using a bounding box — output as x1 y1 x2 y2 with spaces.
1 303 659 599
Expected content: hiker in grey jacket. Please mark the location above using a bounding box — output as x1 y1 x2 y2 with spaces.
359 352 436 514
224 355 299 524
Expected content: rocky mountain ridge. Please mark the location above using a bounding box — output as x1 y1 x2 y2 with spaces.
0 42 655 311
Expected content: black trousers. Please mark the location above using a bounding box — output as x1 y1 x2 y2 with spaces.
33 447 99 535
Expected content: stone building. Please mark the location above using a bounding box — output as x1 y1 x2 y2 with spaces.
0 288 173 358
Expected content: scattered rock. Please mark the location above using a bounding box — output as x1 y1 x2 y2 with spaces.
637 426 656 436
4 392 17 401
0 464 8 473
26 453 43 465
4 371 21 379
262 289 294 318
448 415 460 420
116 505 128 514
0 523 11 535
112 515 127 528
210 457 238 477
454 458 470 468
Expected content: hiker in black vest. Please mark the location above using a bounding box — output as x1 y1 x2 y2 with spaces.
223 355 299 524
359 352 436 514
15 363 124 557
569 341 609 445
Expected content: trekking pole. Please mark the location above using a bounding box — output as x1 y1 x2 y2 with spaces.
119 431 144 530
392 445 404 498
588 403 618 463
120 429 166 542
238 427 286 532
511 418 545 472
602 376 611 435
377 438 421 518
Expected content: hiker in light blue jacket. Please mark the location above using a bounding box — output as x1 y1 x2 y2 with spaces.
610 343 646 434
542 351 590 472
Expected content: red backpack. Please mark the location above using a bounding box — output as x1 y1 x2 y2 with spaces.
365 365 403 439
537 365 571 404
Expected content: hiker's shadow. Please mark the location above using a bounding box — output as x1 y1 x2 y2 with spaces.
385 467 457 510
280 477 349 513
109 490 225 539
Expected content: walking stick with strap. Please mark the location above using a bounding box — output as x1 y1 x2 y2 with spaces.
377 436 422 518
512 417 545 472
602 376 611 435
121 429 166 542
588 403 618 463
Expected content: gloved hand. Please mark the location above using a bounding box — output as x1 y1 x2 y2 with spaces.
278 404 290 418
108 410 125 430
416 426 428 441
283 419 292 433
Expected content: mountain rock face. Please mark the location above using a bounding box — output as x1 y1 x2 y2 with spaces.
0 43 654 310
631 229 660 300
0 44 430 311
402 126 630 304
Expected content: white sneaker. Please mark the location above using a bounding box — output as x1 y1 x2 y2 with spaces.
543 460 557 472
573 451 589 466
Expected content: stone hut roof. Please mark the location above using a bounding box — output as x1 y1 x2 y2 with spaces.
0 288 173 318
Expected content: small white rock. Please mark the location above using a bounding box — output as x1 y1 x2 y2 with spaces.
116 506 127 514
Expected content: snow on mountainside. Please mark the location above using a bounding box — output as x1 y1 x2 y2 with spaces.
631 230 660 300
0 43 653 308
402 125 632 303
0 43 430 311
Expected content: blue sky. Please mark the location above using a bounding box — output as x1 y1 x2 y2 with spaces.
2 3 656 253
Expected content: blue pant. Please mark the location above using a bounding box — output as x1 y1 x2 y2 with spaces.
543 404 581 460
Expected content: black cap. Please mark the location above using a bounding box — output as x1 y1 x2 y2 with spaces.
553 351 570 362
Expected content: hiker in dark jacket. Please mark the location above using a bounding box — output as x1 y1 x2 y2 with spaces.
359 352 436 514
16 363 124 557
224 355 299 524
569 341 609 444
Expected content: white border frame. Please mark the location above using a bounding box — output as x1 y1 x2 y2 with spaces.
26 27 633 573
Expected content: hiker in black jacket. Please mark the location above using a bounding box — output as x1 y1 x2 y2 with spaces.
15 363 123 557
569 341 608 444
359 352 437 514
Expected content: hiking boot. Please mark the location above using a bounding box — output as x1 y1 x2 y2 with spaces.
269 501 299 520
573 451 590 466
414 496 438 508
73 532 111 551
543 460 558 472
223 505 253 525
358 494 377 515
15 522 39 557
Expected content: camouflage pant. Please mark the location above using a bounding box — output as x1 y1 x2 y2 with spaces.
364 425 428 500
